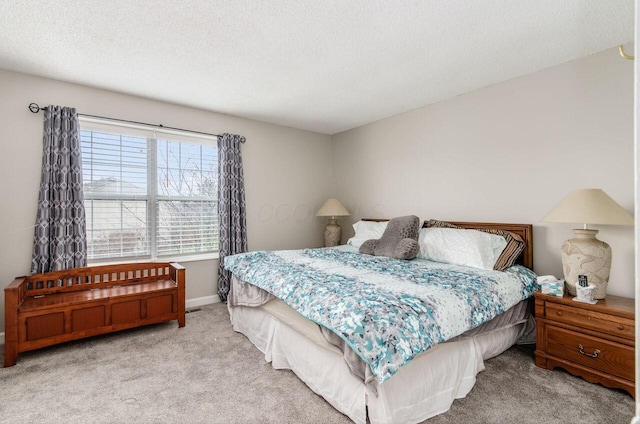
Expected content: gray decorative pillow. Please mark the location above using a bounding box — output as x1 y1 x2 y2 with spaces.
359 215 420 260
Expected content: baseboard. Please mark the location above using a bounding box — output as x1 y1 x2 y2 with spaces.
186 294 220 309
0 296 219 346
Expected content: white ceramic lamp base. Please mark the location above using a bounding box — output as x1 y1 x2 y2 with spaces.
323 219 342 247
561 229 611 299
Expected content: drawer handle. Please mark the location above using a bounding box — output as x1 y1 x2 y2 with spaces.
578 344 600 358
617 325 625 331
555 311 563 316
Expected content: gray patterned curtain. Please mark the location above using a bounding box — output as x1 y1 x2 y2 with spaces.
217 133 247 302
31 105 87 274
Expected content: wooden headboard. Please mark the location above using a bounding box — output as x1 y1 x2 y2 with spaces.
361 219 534 270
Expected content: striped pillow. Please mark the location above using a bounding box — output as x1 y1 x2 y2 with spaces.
425 220 525 271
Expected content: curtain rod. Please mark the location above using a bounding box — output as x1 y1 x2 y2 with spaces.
27 103 246 143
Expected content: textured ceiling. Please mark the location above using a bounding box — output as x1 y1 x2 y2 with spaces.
0 1 634 134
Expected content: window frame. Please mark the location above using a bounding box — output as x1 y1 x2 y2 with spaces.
79 117 219 264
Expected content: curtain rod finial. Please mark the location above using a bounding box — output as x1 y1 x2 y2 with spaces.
618 45 634 60
28 103 48 113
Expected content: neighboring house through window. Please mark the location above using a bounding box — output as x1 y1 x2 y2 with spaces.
79 118 218 261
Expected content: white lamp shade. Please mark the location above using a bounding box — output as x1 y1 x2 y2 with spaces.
541 189 633 226
316 198 351 217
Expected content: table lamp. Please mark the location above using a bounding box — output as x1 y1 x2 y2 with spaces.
541 189 633 299
316 198 351 247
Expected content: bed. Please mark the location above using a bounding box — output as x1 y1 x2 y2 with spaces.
224 220 535 424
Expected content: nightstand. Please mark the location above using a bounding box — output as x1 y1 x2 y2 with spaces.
534 292 635 397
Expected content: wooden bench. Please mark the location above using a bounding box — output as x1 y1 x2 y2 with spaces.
4 262 185 367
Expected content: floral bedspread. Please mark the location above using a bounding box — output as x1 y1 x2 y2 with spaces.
223 247 536 383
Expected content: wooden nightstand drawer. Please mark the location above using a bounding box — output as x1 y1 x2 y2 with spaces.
546 325 634 381
535 293 635 397
546 303 634 340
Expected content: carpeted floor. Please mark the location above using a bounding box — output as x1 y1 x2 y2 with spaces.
0 303 634 424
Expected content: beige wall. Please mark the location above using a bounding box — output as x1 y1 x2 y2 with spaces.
0 45 635 337
0 69 332 331
332 47 635 298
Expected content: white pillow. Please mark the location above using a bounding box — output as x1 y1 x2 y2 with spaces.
417 227 507 270
347 220 388 248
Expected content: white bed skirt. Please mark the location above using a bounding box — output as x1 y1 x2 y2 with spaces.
229 301 525 424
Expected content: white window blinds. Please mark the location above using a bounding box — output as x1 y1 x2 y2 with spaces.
156 140 218 255
80 120 218 260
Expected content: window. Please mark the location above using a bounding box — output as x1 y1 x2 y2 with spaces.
80 120 218 260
